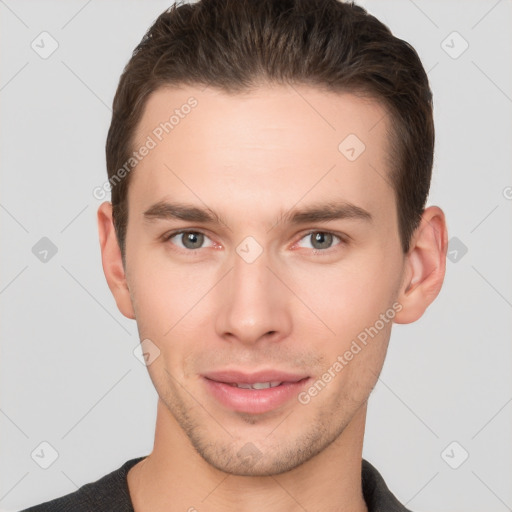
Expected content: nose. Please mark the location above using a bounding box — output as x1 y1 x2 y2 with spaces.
215 245 293 346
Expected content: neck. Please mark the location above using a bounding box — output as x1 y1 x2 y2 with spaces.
128 400 368 512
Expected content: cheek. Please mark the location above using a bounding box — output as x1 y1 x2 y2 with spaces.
301 260 396 405
128 264 210 385
128 249 220 349
289 247 401 344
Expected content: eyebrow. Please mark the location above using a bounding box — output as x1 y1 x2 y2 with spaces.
142 200 372 227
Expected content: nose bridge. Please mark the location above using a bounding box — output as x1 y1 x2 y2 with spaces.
215 239 292 344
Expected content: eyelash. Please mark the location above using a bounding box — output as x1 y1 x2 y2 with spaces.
162 229 348 256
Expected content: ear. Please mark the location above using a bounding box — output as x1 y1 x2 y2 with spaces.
394 206 448 324
97 201 135 320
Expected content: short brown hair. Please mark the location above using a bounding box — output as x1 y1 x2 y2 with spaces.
106 0 434 262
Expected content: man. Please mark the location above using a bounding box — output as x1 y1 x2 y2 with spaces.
22 0 447 510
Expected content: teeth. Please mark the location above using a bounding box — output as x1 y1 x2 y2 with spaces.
232 381 283 389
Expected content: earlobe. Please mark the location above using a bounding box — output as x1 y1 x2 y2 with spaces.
394 206 448 324
97 201 136 320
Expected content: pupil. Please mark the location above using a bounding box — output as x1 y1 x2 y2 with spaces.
313 232 332 250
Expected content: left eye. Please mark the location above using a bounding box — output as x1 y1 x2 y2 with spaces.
296 231 343 251
166 231 215 250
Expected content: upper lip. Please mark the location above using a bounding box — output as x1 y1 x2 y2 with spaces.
203 370 309 384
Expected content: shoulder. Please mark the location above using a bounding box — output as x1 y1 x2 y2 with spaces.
20 457 146 512
362 458 414 512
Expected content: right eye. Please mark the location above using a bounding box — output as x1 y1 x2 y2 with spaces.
164 230 215 251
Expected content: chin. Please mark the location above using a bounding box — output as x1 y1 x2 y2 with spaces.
188 426 333 477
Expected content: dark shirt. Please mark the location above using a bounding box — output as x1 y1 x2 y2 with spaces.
20 457 413 511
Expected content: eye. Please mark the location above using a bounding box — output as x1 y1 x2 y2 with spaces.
296 231 345 252
165 230 215 250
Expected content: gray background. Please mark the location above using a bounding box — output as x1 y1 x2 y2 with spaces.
1 1 511 511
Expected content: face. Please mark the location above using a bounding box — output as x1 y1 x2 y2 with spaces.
121 84 406 475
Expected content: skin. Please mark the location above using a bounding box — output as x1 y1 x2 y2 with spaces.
98 84 448 512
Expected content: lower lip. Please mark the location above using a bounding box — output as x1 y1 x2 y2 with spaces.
203 377 310 414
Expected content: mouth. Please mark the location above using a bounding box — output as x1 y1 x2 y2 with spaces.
202 370 311 414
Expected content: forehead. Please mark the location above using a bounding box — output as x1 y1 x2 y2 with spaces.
128 84 395 227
